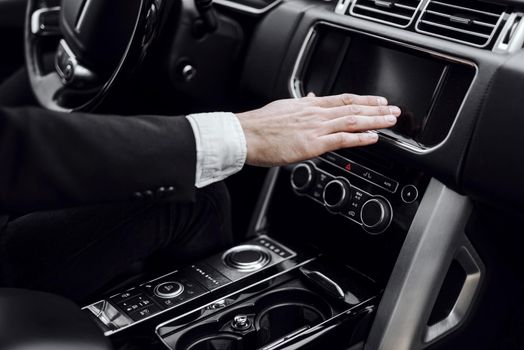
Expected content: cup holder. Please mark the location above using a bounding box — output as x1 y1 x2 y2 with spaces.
172 289 332 350
255 303 325 346
186 334 243 350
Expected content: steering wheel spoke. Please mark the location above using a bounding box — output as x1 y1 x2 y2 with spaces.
31 6 61 36
26 0 152 111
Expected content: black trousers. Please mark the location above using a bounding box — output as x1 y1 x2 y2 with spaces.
0 182 233 303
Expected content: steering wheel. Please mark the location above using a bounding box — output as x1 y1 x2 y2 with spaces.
25 0 160 112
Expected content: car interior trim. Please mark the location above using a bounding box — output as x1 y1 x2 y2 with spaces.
154 256 318 345
84 234 297 335
364 178 484 350
214 0 283 15
348 0 425 29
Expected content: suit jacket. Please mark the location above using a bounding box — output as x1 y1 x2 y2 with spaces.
0 107 197 213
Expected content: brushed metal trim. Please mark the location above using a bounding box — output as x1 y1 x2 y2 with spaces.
364 178 483 350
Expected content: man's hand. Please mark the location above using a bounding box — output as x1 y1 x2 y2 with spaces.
236 93 401 167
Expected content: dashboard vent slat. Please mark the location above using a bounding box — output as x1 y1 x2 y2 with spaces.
349 0 423 28
416 0 506 47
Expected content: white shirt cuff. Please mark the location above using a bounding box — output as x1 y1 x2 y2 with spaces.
186 112 247 188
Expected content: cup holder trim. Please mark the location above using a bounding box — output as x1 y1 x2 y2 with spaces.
185 333 243 350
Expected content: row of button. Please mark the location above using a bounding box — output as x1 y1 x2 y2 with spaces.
322 153 399 193
256 238 290 258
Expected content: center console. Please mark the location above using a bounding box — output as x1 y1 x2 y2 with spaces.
85 234 379 349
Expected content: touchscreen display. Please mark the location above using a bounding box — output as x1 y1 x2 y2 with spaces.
331 38 446 140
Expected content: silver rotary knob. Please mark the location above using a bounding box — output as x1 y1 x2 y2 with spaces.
154 281 184 299
291 162 316 194
323 178 351 212
360 197 393 234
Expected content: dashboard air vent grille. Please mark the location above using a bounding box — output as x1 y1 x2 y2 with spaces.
349 0 423 28
416 0 506 47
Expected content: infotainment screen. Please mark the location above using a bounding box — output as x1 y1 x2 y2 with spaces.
330 37 447 141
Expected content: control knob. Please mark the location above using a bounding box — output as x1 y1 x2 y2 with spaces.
291 162 316 194
322 178 351 212
360 197 393 234
154 281 184 299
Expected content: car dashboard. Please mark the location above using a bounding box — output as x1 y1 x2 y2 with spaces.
3 0 524 349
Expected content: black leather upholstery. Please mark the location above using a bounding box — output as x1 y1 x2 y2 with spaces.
0 288 113 350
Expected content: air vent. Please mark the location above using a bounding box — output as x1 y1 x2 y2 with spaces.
349 0 423 28
416 0 506 47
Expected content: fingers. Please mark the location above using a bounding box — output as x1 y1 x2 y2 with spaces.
319 132 379 152
322 114 398 134
322 104 401 119
306 93 388 108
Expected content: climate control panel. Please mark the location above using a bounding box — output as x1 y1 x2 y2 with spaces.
290 152 426 235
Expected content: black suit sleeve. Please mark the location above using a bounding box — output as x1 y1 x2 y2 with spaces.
0 107 197 213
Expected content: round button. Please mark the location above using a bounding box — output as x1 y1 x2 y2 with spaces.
230 249 265 266
360 197 393 234
290 163 316 193
322 178 351 212
222 245 271 272
401 185 419 204
63 62 74 82
154 281 184 299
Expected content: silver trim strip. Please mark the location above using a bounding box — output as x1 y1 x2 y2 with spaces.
423 241 483 344
214 0 282 15
31 6 61 36
414 0 507 48
288 21 479 155
493 12 524 53
348 0 424 29
429 0 501 18
419 20 490 39
75 0 95 31
364 178 483 350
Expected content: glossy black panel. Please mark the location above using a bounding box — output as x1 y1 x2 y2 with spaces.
300 24 476 147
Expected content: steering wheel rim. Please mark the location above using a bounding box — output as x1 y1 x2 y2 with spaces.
24 0 156 112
